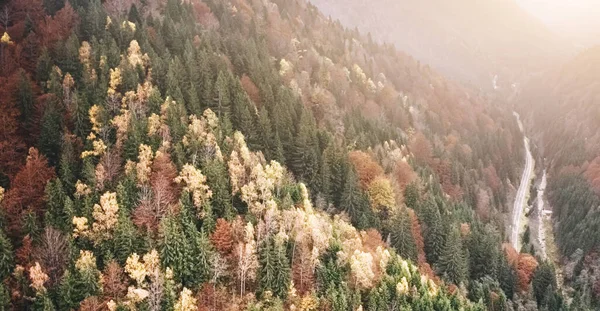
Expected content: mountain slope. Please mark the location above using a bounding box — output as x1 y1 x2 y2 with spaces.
520 46 600 308
310 0 573 90
0 0 560 309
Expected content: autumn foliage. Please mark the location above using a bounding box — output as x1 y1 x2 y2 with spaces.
516 253 538 292
348 151 384 189
3 148 55 241
210 218 234 258
410 132 433 166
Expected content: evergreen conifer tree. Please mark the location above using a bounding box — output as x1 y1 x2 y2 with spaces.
533 261 557 305
390 208 418 262
0 230 13 281
437 227 467 285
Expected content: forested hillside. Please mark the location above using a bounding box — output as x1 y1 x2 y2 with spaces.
0 0 563 310
521 46 600 309
309 0 572 90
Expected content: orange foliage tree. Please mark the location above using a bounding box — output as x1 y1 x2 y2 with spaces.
210 218 234 258
394 160 416 193
348 151 384 189
516 253 538 292
410 132 433 166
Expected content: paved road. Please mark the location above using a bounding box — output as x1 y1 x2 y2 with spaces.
511 112 534 250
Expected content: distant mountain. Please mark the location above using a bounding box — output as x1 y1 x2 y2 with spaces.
310 0 574 90
521 46 600 302
521 46 600 168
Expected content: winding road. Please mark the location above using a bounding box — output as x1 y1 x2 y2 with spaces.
511 112 534 250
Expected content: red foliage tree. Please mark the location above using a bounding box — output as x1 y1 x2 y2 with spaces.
408 209 426 266
79 296 104 311
103 0 136 18
348 151 384 189
502 243 519 266
585 156 600 193
516 253 538 292
0 75 26 179
484 165 502 193
11 0 45 25
410 132 433 166
2 148 55 241
240 74 261 106
191 0 219 29
210 218 234 258
434 159 463 200
15 234 33 266
39 2 79 47
394 160 416 194
197 283 228 311
102 260 128 302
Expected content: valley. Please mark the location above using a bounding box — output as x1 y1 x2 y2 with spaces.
0 0 597 310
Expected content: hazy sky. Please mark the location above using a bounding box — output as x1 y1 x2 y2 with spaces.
517 0 600 46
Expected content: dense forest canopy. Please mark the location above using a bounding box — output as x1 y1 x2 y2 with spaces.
0 0 567 310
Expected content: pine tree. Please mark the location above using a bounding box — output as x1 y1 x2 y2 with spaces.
340 169 372 228
212 70 232 121
231 78 259 150
16 70 36 136
58 270 82 310
533 261 557 305
44 178 73 232
32 293 56 311
112 210 145 264
58 135 78 193
197 50 214 105
0 283 9 310
390 208 418 262
404 183 419 210
36 48 53 86
203 160 234 220
257 106 276 161
437 227 467 285
257 236 290 299
0 229 13 281
423 204 446 265
497 254 516 299
44 0 65 15
289 110 320 192
468 224 500 280
161 203 213 288
38 99 64 167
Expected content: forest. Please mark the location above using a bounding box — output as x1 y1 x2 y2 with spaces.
0 0 567 310
516 42 600 309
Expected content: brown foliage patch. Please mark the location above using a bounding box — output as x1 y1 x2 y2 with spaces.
348 151 384 189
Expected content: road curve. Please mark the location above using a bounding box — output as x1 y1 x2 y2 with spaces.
511 112 534 250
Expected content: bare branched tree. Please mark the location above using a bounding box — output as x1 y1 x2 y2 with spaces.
35 227 68 287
